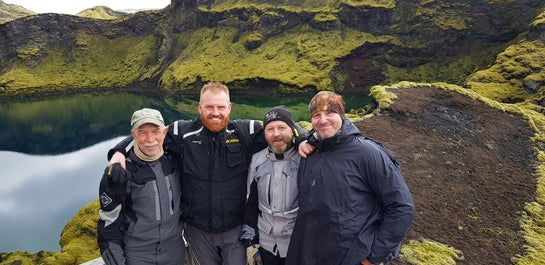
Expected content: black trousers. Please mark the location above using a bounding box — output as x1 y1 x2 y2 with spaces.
259 247 285 265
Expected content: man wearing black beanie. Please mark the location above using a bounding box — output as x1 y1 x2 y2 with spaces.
241 106 304 265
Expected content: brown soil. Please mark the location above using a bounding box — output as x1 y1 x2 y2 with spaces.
357 87 537 264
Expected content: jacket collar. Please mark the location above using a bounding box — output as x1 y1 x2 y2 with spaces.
308 117 361 151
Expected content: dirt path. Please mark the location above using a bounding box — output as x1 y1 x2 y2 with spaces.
358 87 536 264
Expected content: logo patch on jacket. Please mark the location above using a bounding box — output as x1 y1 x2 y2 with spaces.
226 138 240 144
100 192 113 207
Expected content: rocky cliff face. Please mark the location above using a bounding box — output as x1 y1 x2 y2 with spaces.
0 0 544 98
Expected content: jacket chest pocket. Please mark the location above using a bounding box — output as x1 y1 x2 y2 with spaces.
212 143 246 183
226 142 244 168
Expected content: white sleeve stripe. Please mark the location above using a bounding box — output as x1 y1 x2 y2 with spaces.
173 120 179 135
183 127 203 139
125 140 135 154
99 204 122 227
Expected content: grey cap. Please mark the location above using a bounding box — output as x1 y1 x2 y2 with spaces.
131 108 165 129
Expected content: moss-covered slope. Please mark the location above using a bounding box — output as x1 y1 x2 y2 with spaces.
0 0 35 24
76 6 128 20
0 0 543 98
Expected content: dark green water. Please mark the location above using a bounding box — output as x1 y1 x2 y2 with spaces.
0 91 370 154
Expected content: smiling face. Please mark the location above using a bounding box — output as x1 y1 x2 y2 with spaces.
264 120 294 154
311 111 343 140
131 123 167 157
198 90 232 132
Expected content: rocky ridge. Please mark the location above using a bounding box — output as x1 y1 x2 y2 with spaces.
0 0 544 99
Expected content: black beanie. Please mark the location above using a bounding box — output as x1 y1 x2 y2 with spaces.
263 106 295 130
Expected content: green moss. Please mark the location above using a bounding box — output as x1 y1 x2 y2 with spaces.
513 195 545 264
413 2 470 31
205 0 395 10
531 9 545 27
206 0 338 12
313 12 337 23
368 84 398 112
394 0 472 34
465 40 545 103
0 251 55 265
16 44 41 60
47 200 101 265
400 238 464 265
0 33 160 95
76 7 122 20
340 0 395 8
160 25 393 92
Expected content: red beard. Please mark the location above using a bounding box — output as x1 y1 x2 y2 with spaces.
202 115 230 132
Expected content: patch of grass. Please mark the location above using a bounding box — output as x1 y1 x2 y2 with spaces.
400 238 464 265
531 11 545 27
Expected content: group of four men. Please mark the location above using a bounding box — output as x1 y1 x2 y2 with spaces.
97 82 415 265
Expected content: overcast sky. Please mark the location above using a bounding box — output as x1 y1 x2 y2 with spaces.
4 0 171 15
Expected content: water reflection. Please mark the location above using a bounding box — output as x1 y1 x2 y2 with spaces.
0 92 190 155
0 137 126 252
0 92 369 154
0 91 369 253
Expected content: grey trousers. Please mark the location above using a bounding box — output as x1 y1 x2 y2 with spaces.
125 236 186 265
185 224 246 265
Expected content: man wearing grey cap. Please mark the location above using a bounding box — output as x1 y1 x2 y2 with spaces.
240 106 305 265
97 108 185 265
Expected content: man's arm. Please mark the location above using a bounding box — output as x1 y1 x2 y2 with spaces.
293 124 314 158
364 145 415 264
241 180 259 246
241 172 261 265
298 140 314 158
97 166 129 265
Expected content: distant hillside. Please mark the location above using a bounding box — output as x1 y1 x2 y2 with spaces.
76 6 128 20
1 0 544 102
0 0 35 24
